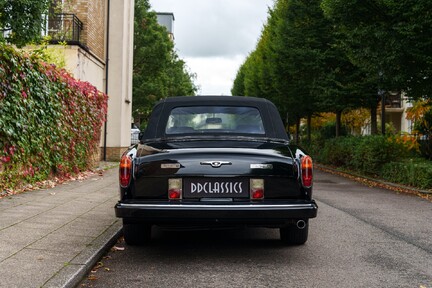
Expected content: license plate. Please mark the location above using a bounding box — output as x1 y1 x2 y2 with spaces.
183 178 249 198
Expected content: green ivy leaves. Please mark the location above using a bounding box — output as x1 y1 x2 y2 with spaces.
0 44 108 191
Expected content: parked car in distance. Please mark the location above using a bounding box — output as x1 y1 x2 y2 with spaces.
116 96 318 245
131 123 140 145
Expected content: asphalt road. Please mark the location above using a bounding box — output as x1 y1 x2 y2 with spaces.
79 170 432 288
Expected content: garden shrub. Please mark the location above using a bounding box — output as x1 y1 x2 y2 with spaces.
319 121 348 140
418 138 432 160
350 135 408 175
0 44 108 191
381 159 432 189
306 130 431 189
316 135 411 175
316 136 359 168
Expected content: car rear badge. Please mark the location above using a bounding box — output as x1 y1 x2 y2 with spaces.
200 161 232 168
161 163 181 169
250 164 273 169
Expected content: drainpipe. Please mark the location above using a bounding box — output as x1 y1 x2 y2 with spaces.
103 0 110 161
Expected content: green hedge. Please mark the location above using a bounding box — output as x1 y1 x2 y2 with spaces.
316 136 359 167
381 160 432 189
350 135 408 174
310 135 432 189
0 44 108 191
316 136 407 174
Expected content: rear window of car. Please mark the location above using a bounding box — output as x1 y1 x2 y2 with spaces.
165 106 265 135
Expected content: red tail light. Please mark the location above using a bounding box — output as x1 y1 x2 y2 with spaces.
119 155 132 187
168 178 182 200
301 156 313 188
250 179 264 200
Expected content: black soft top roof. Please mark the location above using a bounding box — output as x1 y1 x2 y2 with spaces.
142 96 288 140
158 96 271 105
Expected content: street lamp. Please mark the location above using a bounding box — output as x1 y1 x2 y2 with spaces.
379 88 386 135
378 71 385 135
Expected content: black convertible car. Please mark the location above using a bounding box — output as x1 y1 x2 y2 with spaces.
115 96 318 245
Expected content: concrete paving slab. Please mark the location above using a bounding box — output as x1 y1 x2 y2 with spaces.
44 220 122 288
0 164 122 288
26 212 78 227
0 242 23 263
0 248 73 288
0 225 47 250
1 203 51 220
56 218 111 238
29 232 95 255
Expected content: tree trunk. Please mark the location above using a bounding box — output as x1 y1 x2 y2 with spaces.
295 117 301 144
307 114 312 142
370 105 378 135
335 110 342 137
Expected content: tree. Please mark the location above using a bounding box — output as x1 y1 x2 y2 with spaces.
407 99 432 136
164 53 197 97
406 99 432 159
269 0 337 141
231 63 246 96
233 0 407 138
321 0 432 100
0 0 50 47
133 0 197 123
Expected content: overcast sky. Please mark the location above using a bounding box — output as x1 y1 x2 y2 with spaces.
149 0 275 95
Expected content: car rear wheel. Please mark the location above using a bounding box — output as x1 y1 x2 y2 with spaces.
280 220 309 245
123 223 152 246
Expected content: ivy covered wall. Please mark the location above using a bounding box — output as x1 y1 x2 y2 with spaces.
0 44 108 191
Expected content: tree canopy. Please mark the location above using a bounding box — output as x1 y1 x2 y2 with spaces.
133 0 197 123
232 0 432 137
0 0 50 47
233 0 367 138
321 0 432 100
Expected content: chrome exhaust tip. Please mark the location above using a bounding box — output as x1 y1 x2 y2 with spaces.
296 220 307 229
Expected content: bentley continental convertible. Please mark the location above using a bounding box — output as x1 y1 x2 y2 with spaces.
115 96 318 245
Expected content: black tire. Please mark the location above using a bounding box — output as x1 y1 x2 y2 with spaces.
280 220 309 245
123 223 152 246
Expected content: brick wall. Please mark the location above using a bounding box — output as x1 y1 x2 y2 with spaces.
103 147 129 162
86 0 105 59
64 0 106 60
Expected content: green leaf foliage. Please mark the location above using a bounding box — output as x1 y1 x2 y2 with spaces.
133 0 197 123
0 0 50 47
0 44 108 190
232 0 378 138
316 135 409 175
381 160 432 189
321 0 432 100
233 0 432 136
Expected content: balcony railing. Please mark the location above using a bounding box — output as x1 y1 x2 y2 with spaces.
47 13 84 45
385 91 402 109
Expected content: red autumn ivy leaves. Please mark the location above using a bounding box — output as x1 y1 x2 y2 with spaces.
0 44 108 191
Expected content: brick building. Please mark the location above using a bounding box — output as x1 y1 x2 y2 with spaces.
47 0 134 161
